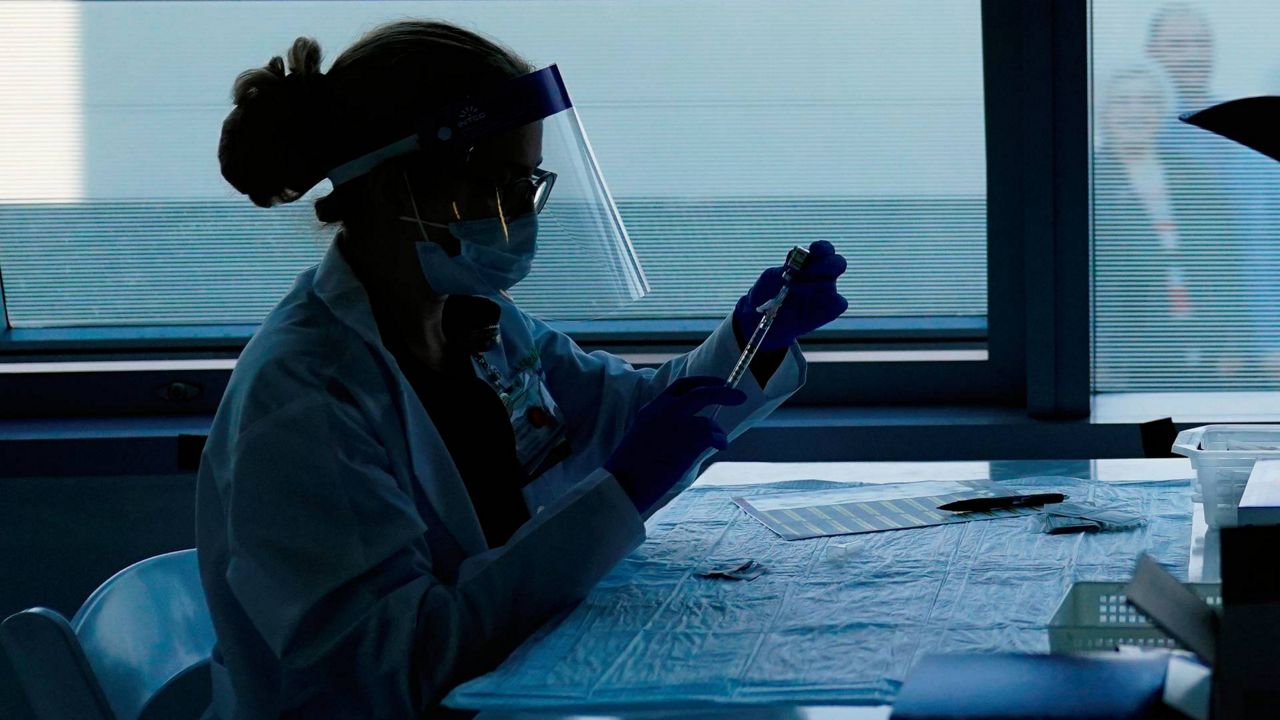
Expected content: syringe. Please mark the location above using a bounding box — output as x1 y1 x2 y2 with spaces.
724 245 811 390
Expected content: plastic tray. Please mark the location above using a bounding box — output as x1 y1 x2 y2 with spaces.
1172 424 1280 527
1048 581 1222 653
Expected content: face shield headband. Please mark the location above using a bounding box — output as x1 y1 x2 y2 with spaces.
326 65 572 187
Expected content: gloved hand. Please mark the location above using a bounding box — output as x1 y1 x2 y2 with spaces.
734 240 849 352
605 376 747 513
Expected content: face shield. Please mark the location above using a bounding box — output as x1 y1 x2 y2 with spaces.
327 65 649 320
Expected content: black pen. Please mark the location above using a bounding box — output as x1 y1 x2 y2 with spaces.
937 492 1066 513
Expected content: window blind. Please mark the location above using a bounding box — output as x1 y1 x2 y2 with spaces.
1093 0 1280 391
0 0 986 328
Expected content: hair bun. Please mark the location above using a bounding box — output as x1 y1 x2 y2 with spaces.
218 37 335 208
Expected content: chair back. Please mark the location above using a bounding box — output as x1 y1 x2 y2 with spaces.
71 549 215 720
1 607 115 720
3 549 215 719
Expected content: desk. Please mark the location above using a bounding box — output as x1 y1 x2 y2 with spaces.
475 459 1207 720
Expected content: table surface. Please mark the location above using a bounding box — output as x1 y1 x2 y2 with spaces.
475 459 1208 720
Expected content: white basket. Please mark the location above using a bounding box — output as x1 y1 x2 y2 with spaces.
1048 581 1222 653
1172 424 1280 528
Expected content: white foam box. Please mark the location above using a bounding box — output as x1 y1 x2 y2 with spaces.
1238 459 1280 526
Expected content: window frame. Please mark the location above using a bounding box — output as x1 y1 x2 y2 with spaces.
0 0 1093 419
989 0 1091 418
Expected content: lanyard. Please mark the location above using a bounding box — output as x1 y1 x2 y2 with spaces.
472 352 516 401
469 351 569 482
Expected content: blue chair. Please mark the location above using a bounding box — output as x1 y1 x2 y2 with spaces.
1 549 215 720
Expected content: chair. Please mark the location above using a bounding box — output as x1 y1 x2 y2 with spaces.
1 549 215 720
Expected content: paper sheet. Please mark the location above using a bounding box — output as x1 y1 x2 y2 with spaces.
734 480 1042 540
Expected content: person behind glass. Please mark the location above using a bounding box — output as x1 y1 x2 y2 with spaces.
1145 1 1264 381
1182 81 1280 384
1146 1 1216 114
198 20 847 719
1094 66 1202 385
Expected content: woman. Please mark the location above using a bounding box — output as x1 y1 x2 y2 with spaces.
1093 65 1243 386
198 20 846 719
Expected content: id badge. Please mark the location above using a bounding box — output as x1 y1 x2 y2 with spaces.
502 369 569 480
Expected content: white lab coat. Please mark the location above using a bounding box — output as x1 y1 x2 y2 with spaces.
196 243 804 718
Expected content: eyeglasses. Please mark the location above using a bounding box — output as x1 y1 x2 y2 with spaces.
452 167 557 222
511 167 557 215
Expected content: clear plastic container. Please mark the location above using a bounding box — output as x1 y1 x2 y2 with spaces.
1172 425 1280 527
1048 581 1222 653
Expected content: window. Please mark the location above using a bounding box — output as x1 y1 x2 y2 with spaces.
1093 0 1280 391
0 0 986 331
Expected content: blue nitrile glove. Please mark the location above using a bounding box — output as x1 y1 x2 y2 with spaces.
605 376 747 513
734 240 849 352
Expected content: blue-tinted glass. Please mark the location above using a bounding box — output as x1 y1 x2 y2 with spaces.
1094 1 1280 390
0 1 986 327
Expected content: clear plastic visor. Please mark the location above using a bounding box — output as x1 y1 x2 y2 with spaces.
502 107 648 320
327 65 649 320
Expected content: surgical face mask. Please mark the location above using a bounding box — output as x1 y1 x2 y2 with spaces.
400 174 539 296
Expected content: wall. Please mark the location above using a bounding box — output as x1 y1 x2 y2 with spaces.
0 474 196 720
